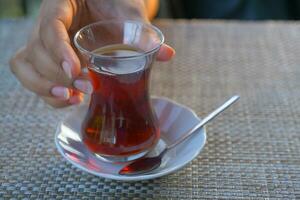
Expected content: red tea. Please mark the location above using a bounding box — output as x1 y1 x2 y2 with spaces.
81 44 160 157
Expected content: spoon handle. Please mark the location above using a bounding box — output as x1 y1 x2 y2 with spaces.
167 95 240 150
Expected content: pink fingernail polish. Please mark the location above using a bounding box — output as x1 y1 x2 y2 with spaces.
74 80 93 94
62 61 72 79
51 86 70 100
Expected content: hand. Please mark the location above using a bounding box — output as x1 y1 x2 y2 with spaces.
10 0 175 108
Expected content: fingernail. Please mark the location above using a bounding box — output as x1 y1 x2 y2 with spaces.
51 86 70 100
74 80 93 94
62 61 72 79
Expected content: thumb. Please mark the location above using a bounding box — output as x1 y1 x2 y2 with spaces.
157 44 175 61
38 0 81 79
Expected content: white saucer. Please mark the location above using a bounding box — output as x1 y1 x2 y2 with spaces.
55 97 206 181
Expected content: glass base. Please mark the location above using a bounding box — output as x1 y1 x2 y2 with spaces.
94 149 149 163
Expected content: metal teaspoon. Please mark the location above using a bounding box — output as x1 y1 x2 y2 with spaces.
119 95 240 176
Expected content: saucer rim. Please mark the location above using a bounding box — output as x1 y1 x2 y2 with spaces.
55 96 207 181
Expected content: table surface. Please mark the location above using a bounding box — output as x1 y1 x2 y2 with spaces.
1 19 300 199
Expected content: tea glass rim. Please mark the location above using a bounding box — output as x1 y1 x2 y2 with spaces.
73 20 165 60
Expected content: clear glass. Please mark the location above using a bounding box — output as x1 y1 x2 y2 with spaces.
74 20 164 162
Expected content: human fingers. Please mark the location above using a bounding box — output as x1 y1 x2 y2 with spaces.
38 0 81 80
10 48 83 108
28 27 92 95
38 0 94 95
156 44 175 62
10 47 71 99
26 39 72 86
42 91 84 108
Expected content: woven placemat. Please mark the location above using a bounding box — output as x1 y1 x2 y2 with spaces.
1 19 300 199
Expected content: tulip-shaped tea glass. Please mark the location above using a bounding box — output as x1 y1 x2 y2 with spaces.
74 20 164 162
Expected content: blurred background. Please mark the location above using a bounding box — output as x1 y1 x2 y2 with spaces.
0 0 41 18
1 0 300 20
